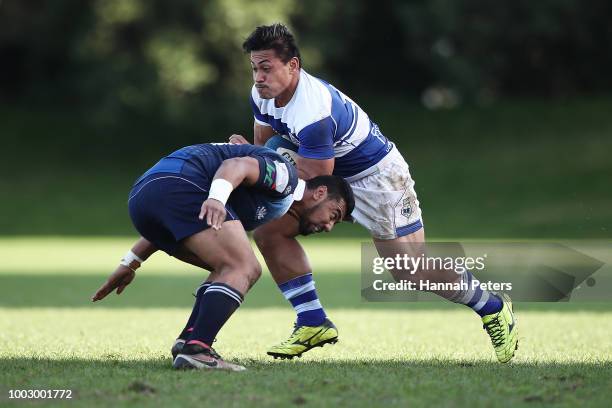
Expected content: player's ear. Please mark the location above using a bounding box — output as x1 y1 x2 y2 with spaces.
289 57 299 73
313 185 328 202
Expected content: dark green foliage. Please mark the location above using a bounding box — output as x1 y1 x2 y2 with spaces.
1 1 611 237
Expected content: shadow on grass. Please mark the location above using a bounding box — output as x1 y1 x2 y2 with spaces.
2 273 612 311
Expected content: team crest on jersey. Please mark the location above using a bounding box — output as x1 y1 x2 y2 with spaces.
255 206 268 220
401 197 412 218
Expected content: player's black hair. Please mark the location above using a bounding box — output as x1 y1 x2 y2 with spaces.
306 175 355 221
243 23 302 65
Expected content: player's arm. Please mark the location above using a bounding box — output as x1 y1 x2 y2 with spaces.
198 157 261 230
296 156 334 179
91 237 157 302
212 157 262 187
230 91 276 145
295 116 336 178
254 122 275 146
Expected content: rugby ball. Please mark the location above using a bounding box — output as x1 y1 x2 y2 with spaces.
265 135 298 167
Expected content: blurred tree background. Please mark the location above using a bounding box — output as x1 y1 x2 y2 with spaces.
1 0 611 237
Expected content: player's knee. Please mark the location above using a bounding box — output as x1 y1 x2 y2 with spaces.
248 261 263 287
232 253 261 280
216 256 261 287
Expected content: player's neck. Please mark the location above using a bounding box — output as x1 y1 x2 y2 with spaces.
274 70 300 108
289 189 309 217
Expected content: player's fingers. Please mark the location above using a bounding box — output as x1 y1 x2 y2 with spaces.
206 207 213 227
116 284 127 295
229 134 247 144
211 209 220 230
216 209 226 230
92 285 111 301
199 204 207 220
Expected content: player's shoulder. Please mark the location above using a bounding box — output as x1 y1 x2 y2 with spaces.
288 70 333 132
294 70 333 110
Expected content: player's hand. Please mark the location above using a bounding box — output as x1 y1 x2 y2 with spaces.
91 265 136 302
199 198 226 230
229 134 250 145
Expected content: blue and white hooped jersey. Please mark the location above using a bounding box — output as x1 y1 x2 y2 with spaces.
249 70 394 178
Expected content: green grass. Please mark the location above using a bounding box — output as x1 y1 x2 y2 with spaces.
1 237 611 407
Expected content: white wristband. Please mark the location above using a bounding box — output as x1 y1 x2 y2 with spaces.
120 250 144 271
208 178 234 205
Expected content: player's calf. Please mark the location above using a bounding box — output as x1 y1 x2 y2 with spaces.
172 281 212 359
447 271 503 317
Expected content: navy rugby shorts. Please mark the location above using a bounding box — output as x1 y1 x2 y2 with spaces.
127 173 237 255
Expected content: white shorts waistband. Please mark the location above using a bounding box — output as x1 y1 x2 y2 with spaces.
344 146 399 183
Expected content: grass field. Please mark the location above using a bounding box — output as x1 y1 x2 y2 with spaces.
1 237 611 407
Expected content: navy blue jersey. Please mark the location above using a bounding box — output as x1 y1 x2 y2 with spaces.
133 143 299 231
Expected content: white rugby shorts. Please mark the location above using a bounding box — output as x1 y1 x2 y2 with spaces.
345 147 423 240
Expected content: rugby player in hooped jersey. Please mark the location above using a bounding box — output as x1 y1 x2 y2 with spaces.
229 24 518 363
91 143 354 371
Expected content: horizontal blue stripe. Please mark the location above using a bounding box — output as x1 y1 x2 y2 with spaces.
278 273 313 292
289 289 319 306
395 220 423 237
333 128 393 177
466 290 483 307
250 95 292 135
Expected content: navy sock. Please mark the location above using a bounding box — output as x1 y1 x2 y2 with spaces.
177 281 211 340
186 282 243 347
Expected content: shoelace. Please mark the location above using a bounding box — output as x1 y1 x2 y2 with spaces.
206 347 223 360
483 316 505 348
277 324 304 346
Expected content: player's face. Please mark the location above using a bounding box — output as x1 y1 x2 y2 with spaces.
250 50 297 100
298 198 346 236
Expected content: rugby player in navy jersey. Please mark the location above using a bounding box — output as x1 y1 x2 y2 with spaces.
91 143 354 371
229 24 518 363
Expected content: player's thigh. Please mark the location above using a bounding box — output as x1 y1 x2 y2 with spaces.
173 247 214 271
373 227 425 259
179 220 259 273
349 150 423 240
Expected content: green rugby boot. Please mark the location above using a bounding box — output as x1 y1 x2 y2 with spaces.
482 293 519 363
267 318 338 359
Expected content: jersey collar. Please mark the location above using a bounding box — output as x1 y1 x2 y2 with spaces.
293 179 306 201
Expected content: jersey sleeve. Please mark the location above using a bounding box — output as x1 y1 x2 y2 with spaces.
296 116 336 159
252 153 298 197
249 93 271 127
